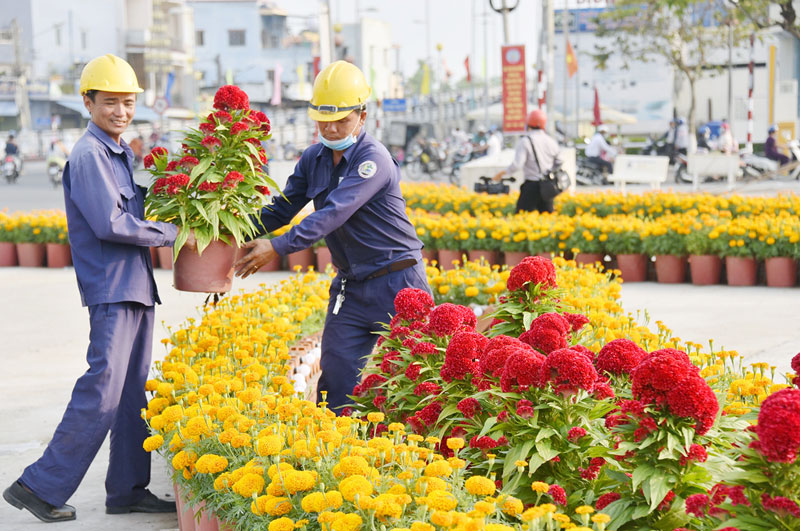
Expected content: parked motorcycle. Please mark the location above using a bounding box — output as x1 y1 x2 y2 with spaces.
575 155 610 186
2 155 20 184
641 135 690 183
47 156 66 188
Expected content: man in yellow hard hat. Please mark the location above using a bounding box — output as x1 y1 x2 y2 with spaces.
235 60 432 411
4 54 177 523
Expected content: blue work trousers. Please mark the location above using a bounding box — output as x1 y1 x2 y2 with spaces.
20 302 155 508
317 262 431 412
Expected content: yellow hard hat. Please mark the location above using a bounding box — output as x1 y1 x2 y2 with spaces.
308 61 371 122
79 54 144 95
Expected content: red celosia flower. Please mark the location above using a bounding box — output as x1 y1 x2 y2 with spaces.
416 401 443 425
792 352 800 375
593 381 615 400
165 160 178 172
428 303 476 336
257 112 271 133
213 110 233 122
255 185 270 195
605 414 628 429
469 435 498 450
563 312 590 332
198 181 220 193
497 410 509 422
596 492 620 511
201 136 222 150
394 287 434 321
223 170 244 189
548 484 567 506
579 457 604 480
480 343 532 381
413 381 442 396
619 399 645 416
389 326 411 340
506 256 557 292
595 338 647 375
151 146 167 157
457 397 481 419
755 388 800 463
411 341 437 357
761 493 800 518
213 85 249 111
143 154 154 168
567 426 587 441
658 490 675 511
199 121 216 134
685 493 709 517
519 312 571 354
642 347 694 366
664 375 719 435
405 362 421 381
500 350 547 393
571 344 595 363
167 173 190 188
230 121 249 135
540 347 599 395
153 177 168 194
380 350 401 375
515 399 535 418
631 351 698 405
373 394 386 409
179 156 199 168
688 443 707 462
356 374 387 396
441 331 487 382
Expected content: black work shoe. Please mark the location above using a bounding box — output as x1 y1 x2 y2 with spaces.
106 490 176 514
3 481 77 523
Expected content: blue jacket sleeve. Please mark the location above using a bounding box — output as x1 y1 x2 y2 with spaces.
69 150 177 247
257 158 310 236
270 154 390 256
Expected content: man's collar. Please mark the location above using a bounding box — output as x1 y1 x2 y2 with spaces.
315 128 367 160
87 121 125 154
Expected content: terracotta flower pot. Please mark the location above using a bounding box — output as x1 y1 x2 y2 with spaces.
765 257 797 287
616 253 648 282
437 249 462 270
287 247 315 271
315 246 334 272
195 501 219 531
574 252 603 267
689 254 722 286
654 255 687 284
503 251 528 267
725 256 757 286
0 241 17 266
46 243 72 268
467 249 500 265
16 243 46 267
173 240 237 293
149 247 159 268
421 248 438 264
156 246 173 270
174 483 195 531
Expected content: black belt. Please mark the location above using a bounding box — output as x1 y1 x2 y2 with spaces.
365 259 417 280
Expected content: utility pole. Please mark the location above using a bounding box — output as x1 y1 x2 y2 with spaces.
489 0 520 45
545 0 555 135
9 19 32 131
562 6 569 137
483 1 489 126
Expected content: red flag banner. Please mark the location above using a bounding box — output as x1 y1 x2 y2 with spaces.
501 45 527 133
566 40 578 78
593 86 602 126
465 56 471 83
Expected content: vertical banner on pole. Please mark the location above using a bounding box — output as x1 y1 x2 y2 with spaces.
768 45 776 126
501 45 527 133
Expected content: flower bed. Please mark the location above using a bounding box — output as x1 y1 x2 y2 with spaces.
143 257 798 531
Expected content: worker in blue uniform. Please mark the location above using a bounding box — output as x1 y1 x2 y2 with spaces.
3 54 177 523
234 61 432 412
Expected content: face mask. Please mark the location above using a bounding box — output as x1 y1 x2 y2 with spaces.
319 119 361 151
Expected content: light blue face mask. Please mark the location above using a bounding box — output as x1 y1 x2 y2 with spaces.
319 120 361 151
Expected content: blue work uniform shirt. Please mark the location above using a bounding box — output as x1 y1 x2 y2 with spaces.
63 121 177 307
259 129 422 281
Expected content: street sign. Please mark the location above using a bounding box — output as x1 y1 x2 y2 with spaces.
152 97 169 115
382 98 407 112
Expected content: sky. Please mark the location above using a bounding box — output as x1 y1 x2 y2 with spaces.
283 0 544 80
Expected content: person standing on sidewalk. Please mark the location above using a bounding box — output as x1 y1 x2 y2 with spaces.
3 54 178 523
492 109 562 213
233 60 432 412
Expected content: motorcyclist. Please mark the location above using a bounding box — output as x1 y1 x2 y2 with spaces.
472 126 489 157
674 117 689 155
486 125 503 157
765 124 790 166
718 121 738 155
585 124 614 174
47 138 70 171
3 133 22 175
696 125 713 152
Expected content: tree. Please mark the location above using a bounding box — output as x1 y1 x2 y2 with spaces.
592 0 752 140
728 0 800 41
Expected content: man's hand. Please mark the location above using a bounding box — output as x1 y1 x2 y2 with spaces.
234 239 277 278
492 170 505 182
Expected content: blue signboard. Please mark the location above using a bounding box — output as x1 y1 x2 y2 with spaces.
382 98 407 112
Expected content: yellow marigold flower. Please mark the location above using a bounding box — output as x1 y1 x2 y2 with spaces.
161 404 183 423
474 500 496 514
339 475 373 502
423 460 452 478
366 412 385 423
423 490 457 511
410 523 435 531
430 510 454 526
149 415 166 431
231 433 252 448
446 437 465 450
592 513 611 524
553 513 571 524
257 435 283 456
185 416 212 437
331 512 362 531
575 505 594 515
334 456 370 478
465 286 479 297
501 496 523 516
531 481 550 493
284 470 316 494
195 454 228 474
267 517 294 531
233 472 265 497
484 525 515 531
142 435 163 453
144 379 159 392
465 476 495 496
171 450 197 470
447 457 466 469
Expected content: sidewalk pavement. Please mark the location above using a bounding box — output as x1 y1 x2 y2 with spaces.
1 267 797 530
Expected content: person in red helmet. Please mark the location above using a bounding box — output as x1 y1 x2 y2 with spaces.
492 109 562 213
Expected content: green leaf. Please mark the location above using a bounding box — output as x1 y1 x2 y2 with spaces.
534 438 559 461
535 427 556 442
632 464 655 491
522 311 534 331
191 200 211 224
648 475 671 512
173 226 189 261
631 503 652 519
194 225 212 255
190 157 212 180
